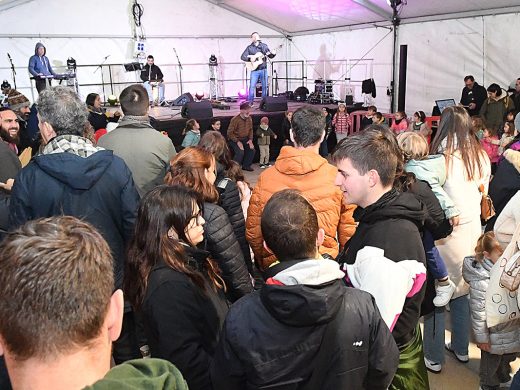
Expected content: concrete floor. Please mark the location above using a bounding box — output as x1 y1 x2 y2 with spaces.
243 163 520 390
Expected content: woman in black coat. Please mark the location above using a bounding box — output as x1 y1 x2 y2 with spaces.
125 185 228 390
85 93 120 130
199 131 253 274
165 147 253 302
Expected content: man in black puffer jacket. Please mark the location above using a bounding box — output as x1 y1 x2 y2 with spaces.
211 190 398 390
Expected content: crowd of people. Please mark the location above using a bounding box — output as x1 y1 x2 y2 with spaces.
0 73 519 390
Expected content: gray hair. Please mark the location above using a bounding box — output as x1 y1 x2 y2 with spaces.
38 86 88 137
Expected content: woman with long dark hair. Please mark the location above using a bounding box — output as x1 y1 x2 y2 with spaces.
165 147 253 301
199 131 253 274
424 106 491 372
124 185 227 390
85 93 120 131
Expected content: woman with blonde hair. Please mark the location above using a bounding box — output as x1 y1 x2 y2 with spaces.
423 106 491 373
165 147 252 301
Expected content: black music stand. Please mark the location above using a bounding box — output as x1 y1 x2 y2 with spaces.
124 62 143 72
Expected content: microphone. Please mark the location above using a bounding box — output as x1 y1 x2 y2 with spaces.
7 53 11 60
104 55 110 60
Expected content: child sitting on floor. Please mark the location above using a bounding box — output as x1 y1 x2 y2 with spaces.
181 119 201 148
397 132 459 306
463 232 520 390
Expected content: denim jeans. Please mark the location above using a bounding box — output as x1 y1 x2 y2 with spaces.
511 368 520 389
423 230 449 280
248 68 268 102
143 81 165 103
423 294 470 364
229 137 255 169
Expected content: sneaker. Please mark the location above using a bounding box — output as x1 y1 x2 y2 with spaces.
266 162 272 167
445 342 469 363
260 164 266 169
424 357 442 373
242 166 254 172
433 280 456 307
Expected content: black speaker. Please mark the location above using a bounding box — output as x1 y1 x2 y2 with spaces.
260 96 288 112
181 100 214 119
172 92 193 106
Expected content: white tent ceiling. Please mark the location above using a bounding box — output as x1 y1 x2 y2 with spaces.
208 0 520 35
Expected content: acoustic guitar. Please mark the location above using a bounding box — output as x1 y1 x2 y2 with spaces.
245 44 283 71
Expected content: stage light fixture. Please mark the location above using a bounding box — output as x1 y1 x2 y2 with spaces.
387 0 402 7
67 57 77 70
238 89 247 99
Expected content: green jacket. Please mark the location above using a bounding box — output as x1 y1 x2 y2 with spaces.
256 126 276 145
85 358 189 390
480 95 514 130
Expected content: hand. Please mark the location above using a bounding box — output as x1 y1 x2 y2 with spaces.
469 103 476 110
0 178 14 191
449 216 460 227
247 140 254 149
274 135 278 139
260 133 264 137
237 141 244 151
477 342 491 352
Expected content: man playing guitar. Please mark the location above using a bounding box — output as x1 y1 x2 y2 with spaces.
241 32 277 106
140 55 165 106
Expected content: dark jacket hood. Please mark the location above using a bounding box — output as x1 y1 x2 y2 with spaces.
34 42 46 56
260 271 345 327
355 189 426 230
34 150 114 190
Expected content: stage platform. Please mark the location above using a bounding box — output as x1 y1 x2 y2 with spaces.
148 99 360 148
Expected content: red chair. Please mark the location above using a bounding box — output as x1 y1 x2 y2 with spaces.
424 116 440 144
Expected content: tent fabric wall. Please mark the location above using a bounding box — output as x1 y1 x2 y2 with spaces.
1 1 519 115
400 13 520 116
0 0 284 102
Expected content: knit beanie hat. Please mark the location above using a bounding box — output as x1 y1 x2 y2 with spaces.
7 89 30 112
260 116 269 124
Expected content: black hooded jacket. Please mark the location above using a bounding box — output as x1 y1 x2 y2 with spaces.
337 189 427 345
210 261 399 390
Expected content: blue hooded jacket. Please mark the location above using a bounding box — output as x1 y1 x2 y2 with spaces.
28 42 55 77
9 148 140 289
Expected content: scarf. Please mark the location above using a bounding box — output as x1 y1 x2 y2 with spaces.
42 134 102 158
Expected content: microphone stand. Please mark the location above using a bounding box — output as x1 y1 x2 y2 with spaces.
173 48 183 95
95 55 110 102
7 55 17 90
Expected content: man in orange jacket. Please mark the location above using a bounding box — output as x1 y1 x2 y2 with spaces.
246 105 356 271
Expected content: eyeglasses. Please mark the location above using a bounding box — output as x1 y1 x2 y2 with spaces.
189 210 204 226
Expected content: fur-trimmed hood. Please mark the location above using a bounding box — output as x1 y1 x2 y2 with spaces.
504 149 520 173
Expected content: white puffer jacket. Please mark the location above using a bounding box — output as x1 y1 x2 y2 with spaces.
494 190 520 249
463 256 520 355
